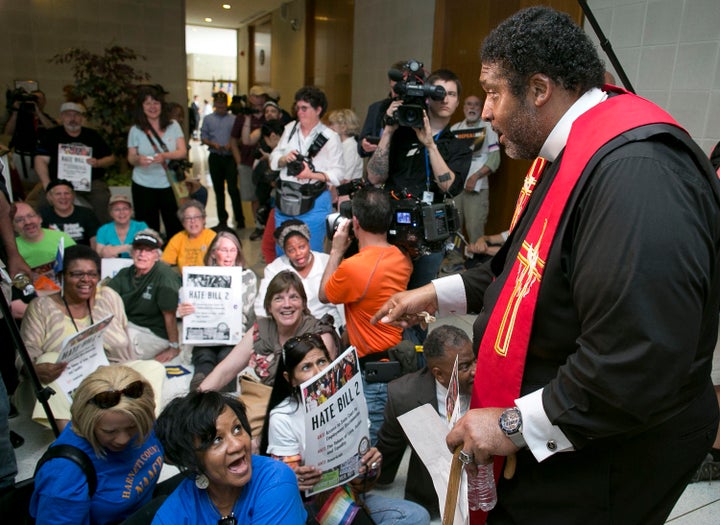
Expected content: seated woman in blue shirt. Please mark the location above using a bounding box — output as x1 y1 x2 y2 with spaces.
152 391 306 524
30 365 163 525
95 194 148 259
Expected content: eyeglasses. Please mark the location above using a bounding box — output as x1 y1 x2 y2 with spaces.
295 104 314 113
89 380 145 409
215 248 238 254
67 271 100 280
183 215 204 222
218 514 237 525
13 213 38 225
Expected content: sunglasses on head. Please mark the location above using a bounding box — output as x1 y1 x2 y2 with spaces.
284 333 324 352
89 380 145 409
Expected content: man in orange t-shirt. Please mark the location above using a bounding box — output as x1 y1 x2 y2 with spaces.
320 186 412 444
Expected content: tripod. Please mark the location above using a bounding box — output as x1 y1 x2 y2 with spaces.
0 279 60 438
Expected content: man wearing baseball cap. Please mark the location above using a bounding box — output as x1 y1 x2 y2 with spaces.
34 101 116 222
107 229 182 362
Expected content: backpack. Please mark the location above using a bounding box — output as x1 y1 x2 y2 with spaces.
0 444 96 525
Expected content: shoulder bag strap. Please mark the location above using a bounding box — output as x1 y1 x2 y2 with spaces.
35 444 97 496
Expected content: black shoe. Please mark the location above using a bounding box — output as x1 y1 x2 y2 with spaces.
10 430 24 449
249 228 264 241
8 403 18 419
689 453 720 482
212 222 229 232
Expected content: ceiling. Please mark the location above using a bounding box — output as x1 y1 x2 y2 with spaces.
185 0 287 29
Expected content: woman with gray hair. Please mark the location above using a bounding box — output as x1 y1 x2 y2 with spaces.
30 365 163 525
160 199 217 272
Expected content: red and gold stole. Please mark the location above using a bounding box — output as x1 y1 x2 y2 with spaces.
469 90 682 524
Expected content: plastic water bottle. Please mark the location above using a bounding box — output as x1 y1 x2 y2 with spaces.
467 462 497 511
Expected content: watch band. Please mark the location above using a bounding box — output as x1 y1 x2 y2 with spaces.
499 407 527 448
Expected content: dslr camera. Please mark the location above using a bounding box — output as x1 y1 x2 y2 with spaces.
387 194 459 255
286 133 328 176
325 179 366 240
387 60 446 128
167 159 193 181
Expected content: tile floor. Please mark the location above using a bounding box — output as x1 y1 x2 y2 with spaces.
8 140 719 523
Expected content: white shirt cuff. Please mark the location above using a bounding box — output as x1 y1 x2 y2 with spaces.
515 388 575 462
433 274 467 316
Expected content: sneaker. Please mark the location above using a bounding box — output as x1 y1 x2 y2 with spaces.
249 227 264 241
189 372 206 392
689 453 720 482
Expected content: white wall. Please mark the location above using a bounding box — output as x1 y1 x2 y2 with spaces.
584 0 720 154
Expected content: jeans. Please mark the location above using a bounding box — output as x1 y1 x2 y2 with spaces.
363 493 431 525
362 375 388 447
0 375 17 490
404 250 444 344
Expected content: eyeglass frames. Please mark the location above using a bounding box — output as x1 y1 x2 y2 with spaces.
89 380 145 409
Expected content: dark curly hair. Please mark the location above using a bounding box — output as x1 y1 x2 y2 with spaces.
481 6 605 98
294 86 328 117
155 391 251 478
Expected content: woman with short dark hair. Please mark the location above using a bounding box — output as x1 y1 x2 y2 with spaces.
152 391 306 524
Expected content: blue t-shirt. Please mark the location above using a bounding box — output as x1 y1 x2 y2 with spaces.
128 121 184 189
30 423 164 525
96 220 149 258
151 455 306 525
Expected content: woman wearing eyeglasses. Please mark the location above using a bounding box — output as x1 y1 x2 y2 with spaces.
259 333 430 525
30 365 163 525
176 230 258 391
152 390 306 524
20 244 165 431
270 86 345 254
161 199 217 272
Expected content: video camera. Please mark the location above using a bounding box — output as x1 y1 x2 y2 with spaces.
5 87 38 112
286 133 328 176
325 179 366 240
387 60 446 128
229 94 261 116
387 192 459 255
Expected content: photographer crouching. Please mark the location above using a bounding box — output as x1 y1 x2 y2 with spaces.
366 65 471 344
270 86 344 254
319 186 413 445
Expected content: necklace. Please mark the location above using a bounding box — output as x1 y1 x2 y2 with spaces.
62 295 94 332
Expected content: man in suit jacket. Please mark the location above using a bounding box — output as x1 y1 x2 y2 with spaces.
375 325 476 516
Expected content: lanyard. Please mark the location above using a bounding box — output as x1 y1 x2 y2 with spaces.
424 131 442 191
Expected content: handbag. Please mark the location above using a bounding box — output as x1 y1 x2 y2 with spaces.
311 485 375 525
144 128 189 206
0 444 96 525
239 376 273 438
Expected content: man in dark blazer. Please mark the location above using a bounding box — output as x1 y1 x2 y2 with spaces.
375 325 476 517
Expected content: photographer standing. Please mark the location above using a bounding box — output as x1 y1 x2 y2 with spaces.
201 91 240 231
319 186 412 444
270 86 344 253
367 68 470 342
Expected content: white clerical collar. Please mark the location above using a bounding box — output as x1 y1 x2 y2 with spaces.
539 87 608 162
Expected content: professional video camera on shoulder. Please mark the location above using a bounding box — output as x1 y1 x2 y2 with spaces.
387 191 459 256
385 60 446 128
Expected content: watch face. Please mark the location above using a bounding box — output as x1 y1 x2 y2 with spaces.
501 408 522 434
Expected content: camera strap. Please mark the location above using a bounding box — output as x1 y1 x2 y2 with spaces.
424 130 443 192
144 127 171 170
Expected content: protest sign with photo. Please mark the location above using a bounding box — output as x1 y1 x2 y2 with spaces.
58 143 92 192
56 315 113 401
181 266 245 345
301 346 369 496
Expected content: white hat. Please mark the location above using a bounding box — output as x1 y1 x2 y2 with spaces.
60 102 86 114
